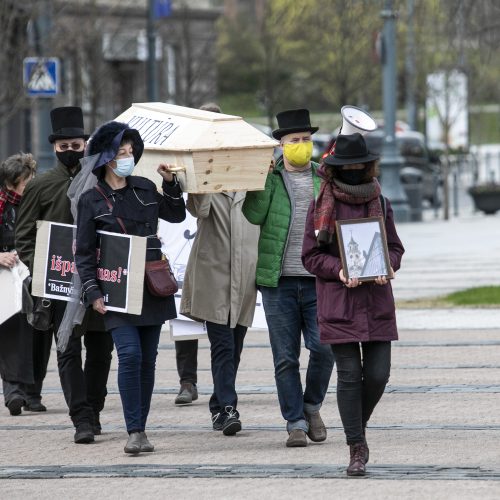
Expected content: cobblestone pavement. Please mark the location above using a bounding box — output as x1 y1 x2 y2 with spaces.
1 327 500 499
1 211 500 498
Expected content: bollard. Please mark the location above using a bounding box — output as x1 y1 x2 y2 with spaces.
400 166 423 222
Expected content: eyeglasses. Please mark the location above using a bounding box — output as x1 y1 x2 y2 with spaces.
57 142 84 151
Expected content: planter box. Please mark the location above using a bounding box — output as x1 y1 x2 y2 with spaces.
115 103 278 193
468 187 500 215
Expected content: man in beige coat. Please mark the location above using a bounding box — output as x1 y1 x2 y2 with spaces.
180 190 259 436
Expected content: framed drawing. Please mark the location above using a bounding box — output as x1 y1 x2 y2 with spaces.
335 216 391 282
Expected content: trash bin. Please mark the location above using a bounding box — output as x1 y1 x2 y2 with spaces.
400 166 423 222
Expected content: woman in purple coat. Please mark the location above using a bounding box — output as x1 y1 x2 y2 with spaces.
302 133 404 477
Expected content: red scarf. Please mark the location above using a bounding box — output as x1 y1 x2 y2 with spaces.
0 187 22 224
314 177 382 246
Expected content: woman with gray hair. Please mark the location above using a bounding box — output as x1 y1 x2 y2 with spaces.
0 153 51 416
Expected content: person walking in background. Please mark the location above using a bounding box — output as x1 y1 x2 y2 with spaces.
172 102 223 407
75 121 185 454
0 153 50 416
15 107 113 444
180 102 259 435
242 109 334 448
302 133 405 476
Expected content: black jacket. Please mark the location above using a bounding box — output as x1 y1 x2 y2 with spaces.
75 175 185 330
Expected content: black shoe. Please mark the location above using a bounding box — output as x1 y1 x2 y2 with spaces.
212 412 224 431
93 414 102 435
74 423 94 444
124 432 141 454
221 406 241 436
23 402 47 412
7 397 24 416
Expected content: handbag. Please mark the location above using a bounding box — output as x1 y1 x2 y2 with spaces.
144 256 178 297
94 185 177 298
27 297 53 331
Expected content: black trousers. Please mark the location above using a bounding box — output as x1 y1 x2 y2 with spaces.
206 321 246 416
331 341 391 445
175 339 198 385
52 301 113 426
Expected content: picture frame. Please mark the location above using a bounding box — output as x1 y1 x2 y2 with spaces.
335 216 391 282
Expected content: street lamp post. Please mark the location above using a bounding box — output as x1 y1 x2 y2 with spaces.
380 0 410 222
147 0 158 101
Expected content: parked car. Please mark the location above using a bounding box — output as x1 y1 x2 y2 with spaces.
366 130 442 206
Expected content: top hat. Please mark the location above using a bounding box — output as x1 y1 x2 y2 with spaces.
323 133 379 166
86 121 144 174
272 108 319 140
48 106 89 143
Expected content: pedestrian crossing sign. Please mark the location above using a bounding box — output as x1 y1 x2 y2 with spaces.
23 57 60 97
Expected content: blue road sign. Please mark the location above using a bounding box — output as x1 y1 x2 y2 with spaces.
23 57 60 97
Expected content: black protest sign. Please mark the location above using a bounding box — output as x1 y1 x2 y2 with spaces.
96 230 131 312
40 222 77 301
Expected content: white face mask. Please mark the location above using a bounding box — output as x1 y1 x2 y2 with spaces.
113 157 135 177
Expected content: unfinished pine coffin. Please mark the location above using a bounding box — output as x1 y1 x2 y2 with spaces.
114 102 277 193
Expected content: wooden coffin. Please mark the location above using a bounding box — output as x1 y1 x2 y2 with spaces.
114 102 277 193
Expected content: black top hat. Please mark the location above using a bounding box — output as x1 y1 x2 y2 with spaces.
48 106 89 143
272 108 319 140
323 133 379 166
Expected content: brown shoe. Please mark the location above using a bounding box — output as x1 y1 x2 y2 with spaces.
305 410 327 442
346 442 367 476
175 383 198 405
286 429 308 447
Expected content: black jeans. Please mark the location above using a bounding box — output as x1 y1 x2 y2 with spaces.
175 339 198 385
53 302 113 426
331 341 391 445
206 321 246 416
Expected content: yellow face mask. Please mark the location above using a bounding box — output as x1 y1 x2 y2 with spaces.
283 141 313 167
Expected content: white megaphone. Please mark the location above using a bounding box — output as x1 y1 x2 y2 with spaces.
340 105 377 136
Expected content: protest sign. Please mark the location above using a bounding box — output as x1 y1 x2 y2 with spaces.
158 204 268 341
0 260 30 325
32 221 76 301
95 230 146 314
32 221 146 314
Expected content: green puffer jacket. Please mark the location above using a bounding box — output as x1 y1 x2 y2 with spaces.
242 158 322 287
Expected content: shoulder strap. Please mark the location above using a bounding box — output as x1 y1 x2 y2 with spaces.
380 194 387 220
94 185 127 234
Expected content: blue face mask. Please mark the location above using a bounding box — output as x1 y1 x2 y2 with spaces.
113 157 135 177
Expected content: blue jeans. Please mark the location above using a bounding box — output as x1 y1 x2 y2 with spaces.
206 321 246 416
260 277 335 432
111 325 161 433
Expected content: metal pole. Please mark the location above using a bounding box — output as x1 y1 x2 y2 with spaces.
35 0 54 173
380 0 410 222
147 0 158 101
405 0 417 130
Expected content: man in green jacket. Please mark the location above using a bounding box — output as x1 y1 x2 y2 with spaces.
16 107 113 444
242 109 334 447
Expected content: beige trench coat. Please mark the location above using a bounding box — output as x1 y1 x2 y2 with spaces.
180 192 259 328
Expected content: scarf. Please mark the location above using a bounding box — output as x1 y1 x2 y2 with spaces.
314 174 382 246
0 187 22 224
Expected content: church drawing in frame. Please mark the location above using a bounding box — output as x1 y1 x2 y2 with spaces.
335 216 391 282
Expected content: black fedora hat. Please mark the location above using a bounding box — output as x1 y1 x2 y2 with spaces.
272 108 319 140
48 106 89 143
323 133 379 166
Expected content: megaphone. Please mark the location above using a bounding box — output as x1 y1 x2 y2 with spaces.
340 105 377 136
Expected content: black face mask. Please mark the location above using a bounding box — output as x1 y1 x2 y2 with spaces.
56 150 84 169
337 166 369 185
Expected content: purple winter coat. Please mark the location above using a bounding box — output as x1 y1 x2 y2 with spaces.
302 197 405 345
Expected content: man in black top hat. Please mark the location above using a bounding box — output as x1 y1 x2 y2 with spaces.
243 109 334 448
16 106 113 444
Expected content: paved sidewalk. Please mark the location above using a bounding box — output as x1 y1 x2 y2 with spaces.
1 210 500 499
1 325 500 499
